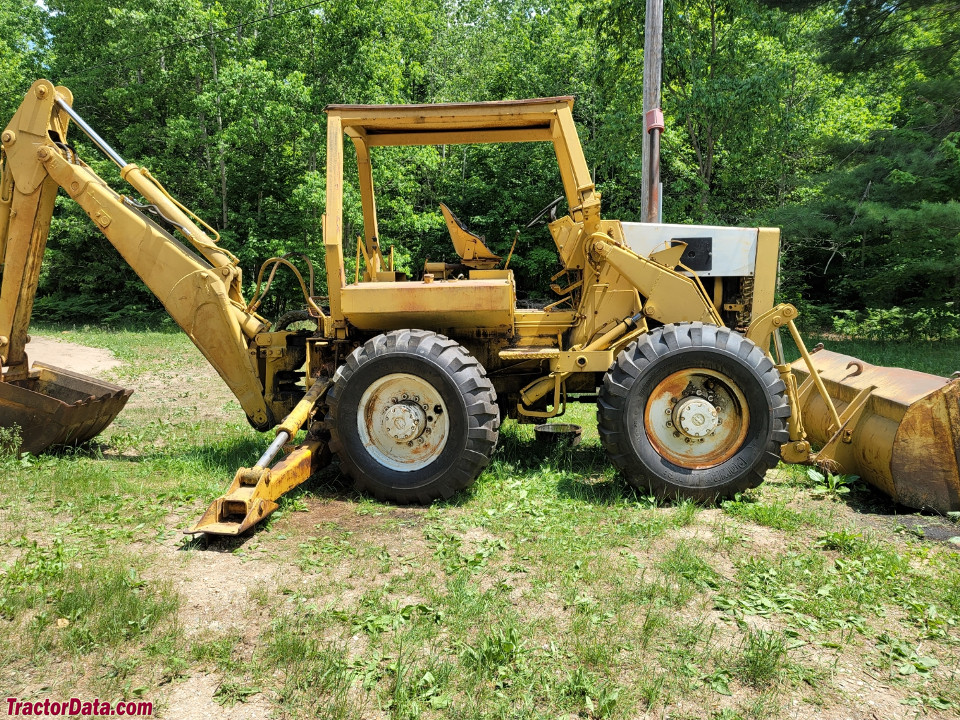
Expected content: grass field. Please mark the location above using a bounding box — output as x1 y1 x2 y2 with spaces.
1 326 958 719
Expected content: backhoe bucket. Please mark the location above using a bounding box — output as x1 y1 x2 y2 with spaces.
790 350 960 514
0 362 132 455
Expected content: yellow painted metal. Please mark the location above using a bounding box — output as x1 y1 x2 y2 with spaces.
191 378 333 535
518 312 642 415
552 349 615 373
190 438 330 535
751 228 781 320
349 131 382 279
0 80 289 449
121 165 243 304
746 303 799 355
440 203 501 268
790 351 960 514
0 151 12 261
745 303 839 465
324 97 600 330
649 243 687 268
340 278 515 332
276 377 329 437
591 237 723 326
43 151 273 428
469 269 512 280
514 310 577 339
5 81 954 530
323 114 346 329
499 346 561 361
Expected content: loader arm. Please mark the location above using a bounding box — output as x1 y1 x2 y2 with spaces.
0 79 273 430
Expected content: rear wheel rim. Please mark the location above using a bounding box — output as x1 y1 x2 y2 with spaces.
642 368 749 469
357 373 450 472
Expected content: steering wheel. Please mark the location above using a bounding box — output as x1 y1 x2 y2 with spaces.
525 195 566 228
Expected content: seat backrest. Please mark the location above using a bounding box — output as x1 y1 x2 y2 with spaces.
439 203 501 269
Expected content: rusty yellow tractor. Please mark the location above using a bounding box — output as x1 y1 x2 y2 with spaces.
1 80 958 535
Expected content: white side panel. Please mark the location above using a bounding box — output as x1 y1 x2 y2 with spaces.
621 222 758 277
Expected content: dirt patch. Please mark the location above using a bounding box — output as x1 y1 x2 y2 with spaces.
122 366 237 424
161 672 274 720
26 336 121 376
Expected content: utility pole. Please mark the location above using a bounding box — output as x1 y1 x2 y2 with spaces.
641 0 664 223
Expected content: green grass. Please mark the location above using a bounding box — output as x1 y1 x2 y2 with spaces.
786 332 960 377
1 325 957 717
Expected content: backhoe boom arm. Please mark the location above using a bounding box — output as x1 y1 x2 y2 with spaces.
0 80 273 429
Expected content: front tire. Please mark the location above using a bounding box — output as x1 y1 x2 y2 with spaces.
598 322 789 501
327 330 500 503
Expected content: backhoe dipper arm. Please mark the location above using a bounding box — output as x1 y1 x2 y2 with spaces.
0 80 274 429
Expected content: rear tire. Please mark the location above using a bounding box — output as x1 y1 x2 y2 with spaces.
598 322 789 501
327 330 500 503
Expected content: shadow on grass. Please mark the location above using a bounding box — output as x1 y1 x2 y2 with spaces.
489 420 652 507
838 483 960 543
179 466 358 551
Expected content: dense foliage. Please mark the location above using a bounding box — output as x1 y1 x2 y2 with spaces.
2 0 957 325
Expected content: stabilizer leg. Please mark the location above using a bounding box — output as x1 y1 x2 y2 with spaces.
188 378 333 536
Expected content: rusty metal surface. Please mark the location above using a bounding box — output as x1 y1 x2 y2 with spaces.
341 278 515 331
643 368 749 469
790 350 960 513
0 362 132 454
358 373 449 471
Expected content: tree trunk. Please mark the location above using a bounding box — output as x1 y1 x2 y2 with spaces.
196 75 213 175
209 26 228 230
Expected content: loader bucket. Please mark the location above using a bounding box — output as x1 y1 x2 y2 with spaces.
790 350 960 514
0 362 132 455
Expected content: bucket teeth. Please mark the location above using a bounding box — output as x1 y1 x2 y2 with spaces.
0 362 132 454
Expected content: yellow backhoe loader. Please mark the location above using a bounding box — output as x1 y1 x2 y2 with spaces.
1 80 957 535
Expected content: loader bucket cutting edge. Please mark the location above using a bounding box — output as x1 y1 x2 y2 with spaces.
790 350 960 514
0 362 133 455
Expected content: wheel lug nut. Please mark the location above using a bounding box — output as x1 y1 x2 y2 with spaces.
673 431 681 438
666 421 673 428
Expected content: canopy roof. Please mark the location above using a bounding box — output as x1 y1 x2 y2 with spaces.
324 96 575 147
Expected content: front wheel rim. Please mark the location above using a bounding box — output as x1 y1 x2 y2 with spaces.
642 368 750 469
357 373 451 472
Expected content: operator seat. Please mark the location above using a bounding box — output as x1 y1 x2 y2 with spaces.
439 203 501 270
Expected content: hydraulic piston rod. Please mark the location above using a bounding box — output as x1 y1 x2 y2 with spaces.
55 98 127 168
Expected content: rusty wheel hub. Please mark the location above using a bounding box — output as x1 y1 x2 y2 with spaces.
643 368 749 469
357 373 450 471
674 396 719 438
